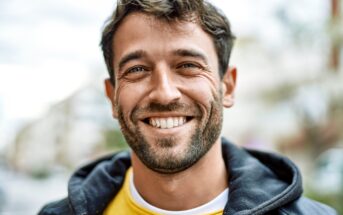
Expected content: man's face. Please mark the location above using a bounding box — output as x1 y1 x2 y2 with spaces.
106 13 235 174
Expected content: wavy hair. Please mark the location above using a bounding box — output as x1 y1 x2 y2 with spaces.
100 0 235 84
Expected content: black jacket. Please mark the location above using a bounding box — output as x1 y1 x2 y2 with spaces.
39 138 337 215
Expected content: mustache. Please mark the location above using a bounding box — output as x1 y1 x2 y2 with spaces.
132 102 201 121
142 102 188 112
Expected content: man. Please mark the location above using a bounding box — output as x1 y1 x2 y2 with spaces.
39 0 337 214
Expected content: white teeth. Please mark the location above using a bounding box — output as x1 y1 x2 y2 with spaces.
179 117 183 125
148 117 187 129
167 118 173 128
173 118 178 127
160 119 167 129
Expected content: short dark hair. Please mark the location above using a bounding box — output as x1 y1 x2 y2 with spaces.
100 0 235 84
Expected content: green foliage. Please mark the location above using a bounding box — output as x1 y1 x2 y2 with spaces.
102 128 128 151
305 189 343 215
30 168 51 179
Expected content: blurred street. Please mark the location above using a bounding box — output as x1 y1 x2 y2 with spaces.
0 166 68 215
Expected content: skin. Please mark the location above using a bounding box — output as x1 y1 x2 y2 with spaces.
105 12 237 210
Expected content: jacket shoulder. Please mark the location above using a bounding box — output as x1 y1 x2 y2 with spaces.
279 197 337 215
38 198 73 215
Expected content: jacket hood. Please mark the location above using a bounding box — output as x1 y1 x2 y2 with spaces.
66 138 303 215
221 138 303 214
67 151 132 214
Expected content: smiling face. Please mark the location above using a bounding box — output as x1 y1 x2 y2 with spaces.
105 12 236 174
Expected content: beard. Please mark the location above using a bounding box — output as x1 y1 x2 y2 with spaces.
116 92 223 174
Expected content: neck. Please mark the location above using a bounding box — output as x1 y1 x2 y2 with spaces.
131 139 228 211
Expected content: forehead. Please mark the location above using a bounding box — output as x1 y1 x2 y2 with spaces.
114 12 201 41
112 12 218 71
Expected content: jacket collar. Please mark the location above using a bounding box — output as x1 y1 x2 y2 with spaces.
67 138 302 214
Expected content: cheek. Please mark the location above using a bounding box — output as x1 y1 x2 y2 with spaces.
179 75 219 106
115 82 146 118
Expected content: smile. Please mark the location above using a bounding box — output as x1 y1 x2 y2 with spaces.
144 117 192 129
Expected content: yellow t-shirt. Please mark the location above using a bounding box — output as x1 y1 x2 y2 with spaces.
104 168 224 215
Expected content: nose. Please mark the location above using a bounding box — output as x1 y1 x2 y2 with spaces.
148 66 181 105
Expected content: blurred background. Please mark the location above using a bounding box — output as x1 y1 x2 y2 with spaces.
0 0 342 214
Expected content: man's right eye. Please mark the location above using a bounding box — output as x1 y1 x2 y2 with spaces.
127 66 147 73
119 65 150 81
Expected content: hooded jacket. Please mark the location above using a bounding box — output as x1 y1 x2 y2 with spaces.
39 138 337 215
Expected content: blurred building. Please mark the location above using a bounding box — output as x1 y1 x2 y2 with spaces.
6 84 121 174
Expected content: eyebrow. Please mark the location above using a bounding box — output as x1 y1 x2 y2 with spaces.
172 49 209 65
117 48 209 71
118 50 147 71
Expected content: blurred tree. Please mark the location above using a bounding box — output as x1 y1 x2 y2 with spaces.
259 0 343 212
329 0 341 71
101 128 128 151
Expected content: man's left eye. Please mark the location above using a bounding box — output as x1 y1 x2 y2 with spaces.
178 63 199 69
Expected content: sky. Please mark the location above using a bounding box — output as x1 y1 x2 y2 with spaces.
0 0 328 148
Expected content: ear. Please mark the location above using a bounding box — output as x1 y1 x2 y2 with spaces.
104 79 118 119
221 66 237 108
